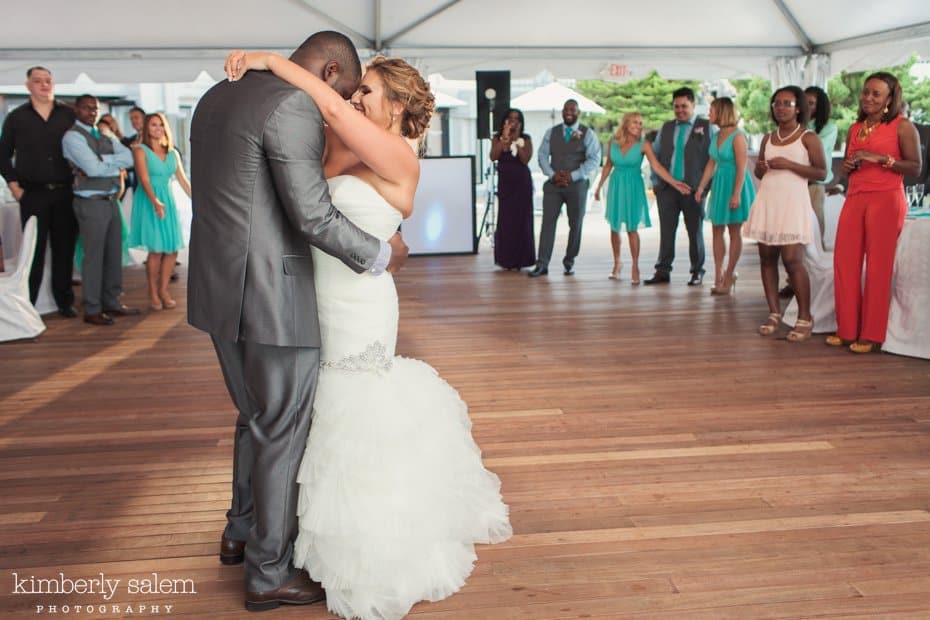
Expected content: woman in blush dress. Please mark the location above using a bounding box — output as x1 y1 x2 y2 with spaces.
827 72 922 353
743 86 826 342
594 112 688 284
129 112 190 310
694 97 755 295
744 86 826 342
490 108 535 270
226 50 512 620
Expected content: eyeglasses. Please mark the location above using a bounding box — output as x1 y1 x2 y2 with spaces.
771 100 797 108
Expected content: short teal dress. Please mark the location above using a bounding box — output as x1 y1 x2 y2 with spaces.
707 130 755 225
604 139 651 232
129 145 185 253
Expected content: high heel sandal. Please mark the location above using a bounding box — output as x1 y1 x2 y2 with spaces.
711 272 738 295
608 263 623 280
159 293 177 310
849 340 880 354
758 313 781 336
825 334 849 347
787 318 814 343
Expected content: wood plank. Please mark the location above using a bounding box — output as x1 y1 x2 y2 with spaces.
1 218 929 617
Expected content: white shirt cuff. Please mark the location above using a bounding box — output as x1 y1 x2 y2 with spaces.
369 240 391 275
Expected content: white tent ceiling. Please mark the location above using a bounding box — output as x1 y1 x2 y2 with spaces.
1 1 928 84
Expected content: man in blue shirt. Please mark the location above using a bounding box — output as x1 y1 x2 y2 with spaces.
531 99 601 277
62 95 139 325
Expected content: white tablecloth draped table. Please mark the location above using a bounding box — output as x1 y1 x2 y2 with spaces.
883 216 930 359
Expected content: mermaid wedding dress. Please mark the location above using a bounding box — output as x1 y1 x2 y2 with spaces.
293 175 512 620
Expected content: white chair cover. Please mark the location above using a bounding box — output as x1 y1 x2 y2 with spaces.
0 216 47 341
783 211 837 333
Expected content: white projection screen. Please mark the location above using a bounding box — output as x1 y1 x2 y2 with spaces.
404 156 476 255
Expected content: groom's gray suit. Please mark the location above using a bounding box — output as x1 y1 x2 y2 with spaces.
188 70 382 592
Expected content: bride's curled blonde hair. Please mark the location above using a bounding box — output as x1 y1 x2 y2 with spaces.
367 56 435 141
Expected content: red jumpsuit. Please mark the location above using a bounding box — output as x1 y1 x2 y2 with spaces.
833 115 907 343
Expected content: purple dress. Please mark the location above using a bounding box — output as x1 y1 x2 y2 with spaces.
493 148 536 269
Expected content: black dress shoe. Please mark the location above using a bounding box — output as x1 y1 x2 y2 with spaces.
563 266 575 275
643 274 670 285
58 306 78 318
778 283 795 298
687 273 704 286
220 534 245 565
103 304 142 316
245 571 325 612
527 266 548 277
84 313 114 326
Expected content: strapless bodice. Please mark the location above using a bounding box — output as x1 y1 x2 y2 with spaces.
312 175 401 366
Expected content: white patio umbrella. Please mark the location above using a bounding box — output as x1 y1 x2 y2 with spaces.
511 82 605 123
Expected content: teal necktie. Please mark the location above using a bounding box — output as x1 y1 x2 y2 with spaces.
672 122 687 180
91 127 100 139
564 126 572 142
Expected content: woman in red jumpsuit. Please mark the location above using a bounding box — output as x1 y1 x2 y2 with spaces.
829 72 922 353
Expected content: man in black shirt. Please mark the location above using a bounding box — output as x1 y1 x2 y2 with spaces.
0 66 78 315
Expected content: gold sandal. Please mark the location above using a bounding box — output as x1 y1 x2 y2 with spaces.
849 341 880 354
787 318 814 343
825 334 849 347
758 313 782 336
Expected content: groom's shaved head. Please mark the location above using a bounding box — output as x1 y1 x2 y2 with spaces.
291 31 362 86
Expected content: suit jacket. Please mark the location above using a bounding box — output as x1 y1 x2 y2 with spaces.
187 71 382 347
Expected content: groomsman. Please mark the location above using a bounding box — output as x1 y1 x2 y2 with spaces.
530 99 601 277
0 66 78 314
62 95 139 325
645 87 713 286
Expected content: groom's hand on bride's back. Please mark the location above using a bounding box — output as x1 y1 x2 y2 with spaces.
386 232 409 273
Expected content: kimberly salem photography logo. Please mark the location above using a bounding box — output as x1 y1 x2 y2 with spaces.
10 571 196 615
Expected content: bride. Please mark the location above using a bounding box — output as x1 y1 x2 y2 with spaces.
225 51 512 619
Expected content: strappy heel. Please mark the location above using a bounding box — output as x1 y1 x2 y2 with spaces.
825 334 849 347
711 272 738 296
787 318 814 343
758 313 781 336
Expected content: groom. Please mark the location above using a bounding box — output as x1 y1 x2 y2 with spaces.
188 31 408 611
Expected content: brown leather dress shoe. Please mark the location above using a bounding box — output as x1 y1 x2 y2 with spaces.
220 535 245 565
103 304 142 316
245 571 325 612
84 313 114 326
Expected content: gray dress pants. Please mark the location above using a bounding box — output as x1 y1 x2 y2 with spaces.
211 335 320 593
72 195 122 315
654 185 706 276
537 178 588 269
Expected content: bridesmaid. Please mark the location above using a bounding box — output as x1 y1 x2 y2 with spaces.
595 112 688 283
489 108 535 270
829 72 922 353
129 112 190 310
694 97 755 295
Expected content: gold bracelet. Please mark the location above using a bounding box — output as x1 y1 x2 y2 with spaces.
883 155 896 169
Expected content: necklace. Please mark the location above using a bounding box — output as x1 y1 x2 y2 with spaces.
775 124 801 142
857 118 881 141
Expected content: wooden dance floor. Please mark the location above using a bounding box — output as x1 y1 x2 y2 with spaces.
2 218 929 618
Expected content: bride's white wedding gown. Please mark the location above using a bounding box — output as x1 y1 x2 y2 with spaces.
293 175 512 620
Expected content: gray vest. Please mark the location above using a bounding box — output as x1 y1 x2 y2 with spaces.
67 124 121 194
655 117 711 191
549 123 590 174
